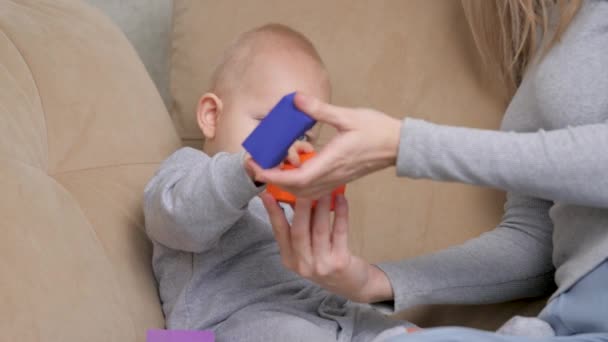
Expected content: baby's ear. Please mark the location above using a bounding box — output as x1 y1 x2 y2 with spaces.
196 93 223 139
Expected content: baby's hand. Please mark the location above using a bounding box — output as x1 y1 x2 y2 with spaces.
286 140 314 167
244 140 314 181
243 153 260 182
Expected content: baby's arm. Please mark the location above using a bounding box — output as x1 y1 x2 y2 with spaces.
143 147 263 253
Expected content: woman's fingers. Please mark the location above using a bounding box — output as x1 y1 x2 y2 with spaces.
260 193 293 264
331 195 350 256
294 93 348 129
311 195 332 263
291 198 314 271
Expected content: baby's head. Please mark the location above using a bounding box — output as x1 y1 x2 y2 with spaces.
197 24 331 155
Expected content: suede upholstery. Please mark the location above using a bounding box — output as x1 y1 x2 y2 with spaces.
0 1 180 341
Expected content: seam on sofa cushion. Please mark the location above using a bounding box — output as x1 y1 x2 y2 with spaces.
0 18 49 172
51 161 163 176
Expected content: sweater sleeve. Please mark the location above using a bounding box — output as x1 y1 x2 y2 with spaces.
397 118 608 208
143 148 263 253
374 193 555 313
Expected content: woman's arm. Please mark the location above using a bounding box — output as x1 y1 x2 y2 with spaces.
262 188 555 310
398 118 608 208
375 193 555 313
252 94 608 208
144 148 263 253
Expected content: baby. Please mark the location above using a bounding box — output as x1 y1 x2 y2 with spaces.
144 24 410 341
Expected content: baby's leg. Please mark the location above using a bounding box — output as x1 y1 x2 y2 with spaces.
214 309 336 342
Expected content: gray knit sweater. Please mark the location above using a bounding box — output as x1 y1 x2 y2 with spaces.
377 0 608 313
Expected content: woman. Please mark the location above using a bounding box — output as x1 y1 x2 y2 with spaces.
249 0 608 341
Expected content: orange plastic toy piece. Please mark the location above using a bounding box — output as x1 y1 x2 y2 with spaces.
266 151 346 210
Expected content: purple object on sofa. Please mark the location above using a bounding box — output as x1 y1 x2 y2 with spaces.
147 329 214 342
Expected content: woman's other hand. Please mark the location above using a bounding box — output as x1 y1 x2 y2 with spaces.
249 93 402 198
260 192 394 303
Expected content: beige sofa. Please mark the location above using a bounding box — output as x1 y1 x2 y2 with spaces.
1 1 546 341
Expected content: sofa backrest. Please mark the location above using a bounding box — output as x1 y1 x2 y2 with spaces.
0 1 180 340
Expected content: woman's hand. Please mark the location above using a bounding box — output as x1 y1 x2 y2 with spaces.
260 191 394 303
248 93 402 198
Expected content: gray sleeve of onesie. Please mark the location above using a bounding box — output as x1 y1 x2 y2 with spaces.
143 147 263 253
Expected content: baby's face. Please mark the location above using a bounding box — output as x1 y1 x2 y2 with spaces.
206 50 330 155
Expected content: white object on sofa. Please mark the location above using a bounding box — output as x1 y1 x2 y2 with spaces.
85 0 173 108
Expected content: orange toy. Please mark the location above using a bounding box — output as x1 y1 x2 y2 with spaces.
266 151 346 210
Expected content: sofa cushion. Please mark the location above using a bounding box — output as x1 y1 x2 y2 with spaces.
170 0 547 330
0 1 181 341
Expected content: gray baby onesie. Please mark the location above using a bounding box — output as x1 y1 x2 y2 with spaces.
144 148 407 341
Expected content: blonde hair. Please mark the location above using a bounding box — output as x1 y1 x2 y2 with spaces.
462 0 581 96
210 23 328 99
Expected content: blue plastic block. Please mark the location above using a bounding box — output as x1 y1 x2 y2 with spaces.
242 92 316 169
